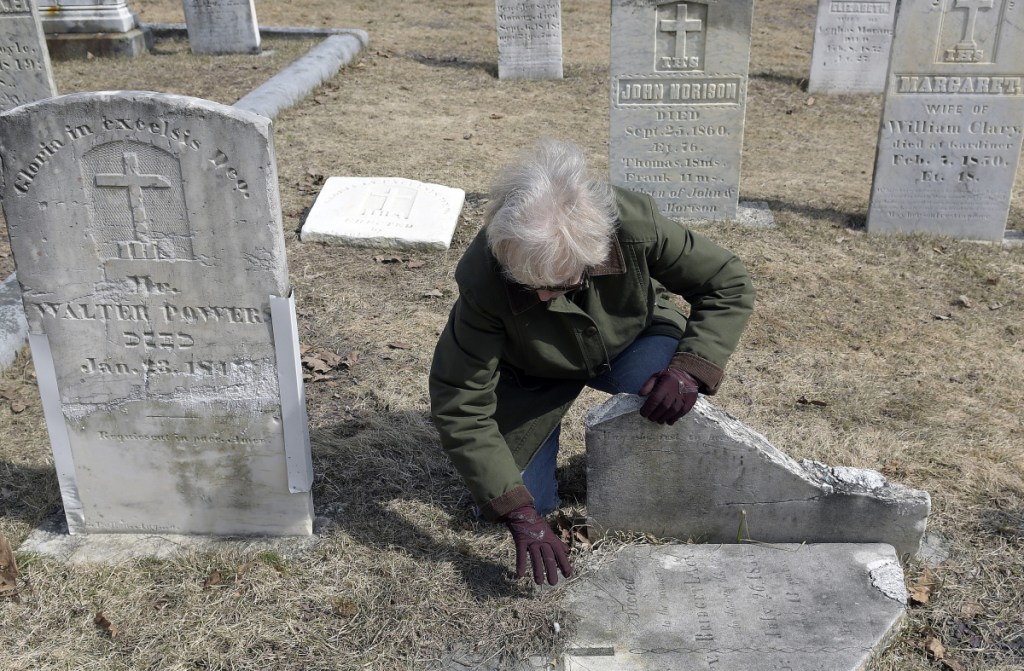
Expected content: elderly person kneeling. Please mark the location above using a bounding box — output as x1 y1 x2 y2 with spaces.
429 139 754 586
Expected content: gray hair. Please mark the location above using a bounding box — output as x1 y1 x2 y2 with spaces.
485 139 617 288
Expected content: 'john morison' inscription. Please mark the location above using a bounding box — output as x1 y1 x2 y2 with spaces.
867 0 1024 241
610 0 755 221
0 92 313 535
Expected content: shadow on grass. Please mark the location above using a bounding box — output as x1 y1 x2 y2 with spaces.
406 52 498 78
0 461 61 530
757 197 868 230
310 412 526 600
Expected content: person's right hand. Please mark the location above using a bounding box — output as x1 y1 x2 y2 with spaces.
503 504 572 586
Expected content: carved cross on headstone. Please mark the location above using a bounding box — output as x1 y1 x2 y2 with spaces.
361 186 417 219
659 2 703 61
954 0 994 48
94 152 171 240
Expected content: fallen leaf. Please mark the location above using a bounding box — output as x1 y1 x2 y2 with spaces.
153 598 169 611
236 561 254 580
9 400 27 414
332 597 358 618
925 634 946 660
0 532 18 597
342 351 359 368
960 602 983 618
304 357 330 374
909 584 931 605
805 96 815 106
933 313 953 321
94 612 119 638
490 112 505 119
796 396 828 407
573 528 592 550
422 289 444 298
989 302 1003 311
941 659 965 671
956 295 973 308
406 259 427 269
388 342 412 350
203 569 222 590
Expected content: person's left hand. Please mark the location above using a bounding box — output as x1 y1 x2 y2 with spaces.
638 367 700 425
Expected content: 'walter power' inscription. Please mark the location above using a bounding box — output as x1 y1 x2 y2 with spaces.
0 92 312 535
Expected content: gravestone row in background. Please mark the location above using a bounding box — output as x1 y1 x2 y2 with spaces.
183 0 261 55
496 0 563 80
609 0 755 222
808 0 897 93
867 0 1024 242
0 0 55 112
0 91 314 536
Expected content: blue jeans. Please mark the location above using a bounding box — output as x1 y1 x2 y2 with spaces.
521 335 679 515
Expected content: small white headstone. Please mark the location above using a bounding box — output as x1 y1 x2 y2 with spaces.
496 0 563 80
0 91 313 536
0 0 56 112
610 0 755 221
300 177 466 251
808 0 897 93
867 0 1024 241
182 0 261 55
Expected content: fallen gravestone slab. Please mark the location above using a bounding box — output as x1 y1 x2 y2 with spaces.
563 543 907 671
0 91 313 536
300 177 466 250
586 395 930 558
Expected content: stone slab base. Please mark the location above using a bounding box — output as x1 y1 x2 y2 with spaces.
564 543 907 671
45 29 148 60
18 513 326 564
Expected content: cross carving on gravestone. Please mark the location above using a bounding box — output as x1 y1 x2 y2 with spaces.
945 0 994 62
94 152 172 241
361 186 417 219
659 2 703 63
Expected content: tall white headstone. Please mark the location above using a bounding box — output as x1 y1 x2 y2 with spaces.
0 91 313 536
610 0 754 221
808 0 897 93
867 0 1024 241
496 0 563 80
0 0 56 112
182 0 261 55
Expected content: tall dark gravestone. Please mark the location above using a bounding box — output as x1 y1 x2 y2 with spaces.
867 0 1024 241
610 0 755 221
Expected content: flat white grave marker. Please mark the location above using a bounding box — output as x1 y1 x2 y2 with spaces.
300 177 465 251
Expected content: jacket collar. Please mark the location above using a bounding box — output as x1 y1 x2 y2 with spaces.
505 234 626 315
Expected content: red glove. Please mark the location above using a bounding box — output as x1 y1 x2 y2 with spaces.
638 367 700 425
503 504 572 586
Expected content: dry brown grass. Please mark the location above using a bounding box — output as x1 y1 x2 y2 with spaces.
2 0 1024 669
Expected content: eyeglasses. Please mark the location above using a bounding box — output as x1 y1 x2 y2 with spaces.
530 272 588 294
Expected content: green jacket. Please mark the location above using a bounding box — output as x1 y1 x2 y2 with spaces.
429 187 754 520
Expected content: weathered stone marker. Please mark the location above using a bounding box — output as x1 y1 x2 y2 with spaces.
586 395 930 558
610 0 754 221
300 177 466 251
867 0 1024 241
496 0 563 80
808 0 897 93
0 0 56 112
0 91 313 536
564 543 907 671
182 0 261 55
